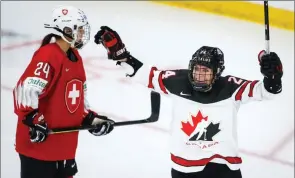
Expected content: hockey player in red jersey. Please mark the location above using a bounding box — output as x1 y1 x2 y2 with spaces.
94 26 283 178
13 7 115 178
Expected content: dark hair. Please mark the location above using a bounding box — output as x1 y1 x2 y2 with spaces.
40 33 61 47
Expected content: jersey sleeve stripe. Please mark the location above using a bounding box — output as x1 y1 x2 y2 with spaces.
235 81 251 101
248 80 259 97
148 67 158 89
158 71 168 94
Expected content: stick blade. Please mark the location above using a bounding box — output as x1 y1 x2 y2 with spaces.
146 90 161 122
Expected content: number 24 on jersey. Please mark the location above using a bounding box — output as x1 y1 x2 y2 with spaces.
34 62 50 79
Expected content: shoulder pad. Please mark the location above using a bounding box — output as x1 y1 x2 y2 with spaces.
161 69 188 81
161 69 190 94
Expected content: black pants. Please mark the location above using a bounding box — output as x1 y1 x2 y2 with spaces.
171 163 242 178
19 154 78 178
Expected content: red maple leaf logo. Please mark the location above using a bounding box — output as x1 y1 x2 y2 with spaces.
181 110 208 136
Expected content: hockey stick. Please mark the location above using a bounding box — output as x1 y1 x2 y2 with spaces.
48 91 161 134
264 1 270 54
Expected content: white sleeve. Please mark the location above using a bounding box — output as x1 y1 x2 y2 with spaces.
232 80 277 104
120 62 172 95
13 77 49 112
83 81 91 112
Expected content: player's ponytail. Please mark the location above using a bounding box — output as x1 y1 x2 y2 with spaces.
40 33 61 47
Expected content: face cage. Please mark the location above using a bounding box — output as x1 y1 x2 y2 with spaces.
188 60 217 92
193 70 214 83
73 23 91 49
61 23 91 49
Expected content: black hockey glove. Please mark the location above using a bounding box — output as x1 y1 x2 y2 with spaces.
22 109 48 143
258 50 283 94
94 26 143 77
82 110 115 136
94 26 130 60
259 50 283 79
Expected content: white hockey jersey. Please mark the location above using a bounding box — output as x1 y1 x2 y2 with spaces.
120 62 279 173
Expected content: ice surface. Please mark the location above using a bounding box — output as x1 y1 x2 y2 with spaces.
1 1 294 178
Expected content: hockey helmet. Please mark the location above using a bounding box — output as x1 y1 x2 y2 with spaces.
188 46 225 92
44 6 90 49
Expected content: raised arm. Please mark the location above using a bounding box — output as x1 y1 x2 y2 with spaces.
228 51 283 104
94 26 178 95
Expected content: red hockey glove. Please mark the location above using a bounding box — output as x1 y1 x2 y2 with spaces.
94 26 130 60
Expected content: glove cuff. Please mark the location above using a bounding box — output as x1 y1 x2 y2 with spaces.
82 110 97 126
124 55 143 77
258 50 266 63
22 109 45 127
263 77 282 94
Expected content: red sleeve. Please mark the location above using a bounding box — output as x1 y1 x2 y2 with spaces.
13 48 60 117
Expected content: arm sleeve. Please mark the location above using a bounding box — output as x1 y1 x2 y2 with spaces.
120 62 177 95
13 50 60 117
228 75 279 104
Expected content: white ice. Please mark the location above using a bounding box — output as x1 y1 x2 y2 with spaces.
1 2 294 178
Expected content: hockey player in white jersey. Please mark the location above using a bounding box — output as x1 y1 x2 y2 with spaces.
94 26 283 178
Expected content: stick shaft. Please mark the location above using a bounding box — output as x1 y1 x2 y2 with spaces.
48 91 160 134
264 1 270 54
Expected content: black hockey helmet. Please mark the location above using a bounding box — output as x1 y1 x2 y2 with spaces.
188 46 225 92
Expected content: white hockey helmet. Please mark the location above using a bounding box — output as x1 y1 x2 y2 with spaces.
44 6 90 49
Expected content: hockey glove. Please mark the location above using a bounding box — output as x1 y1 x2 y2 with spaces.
94 26 130 60
82 110 115 136
22 109 48 143
258 50 283 94
258 50 283 79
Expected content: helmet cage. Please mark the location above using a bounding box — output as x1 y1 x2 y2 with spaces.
188 46 225 92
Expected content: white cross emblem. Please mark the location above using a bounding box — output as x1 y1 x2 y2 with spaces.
68 84 80 104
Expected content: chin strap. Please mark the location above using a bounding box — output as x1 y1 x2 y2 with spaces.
44 24 78 47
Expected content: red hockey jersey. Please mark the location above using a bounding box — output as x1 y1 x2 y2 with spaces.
13 43 90 161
